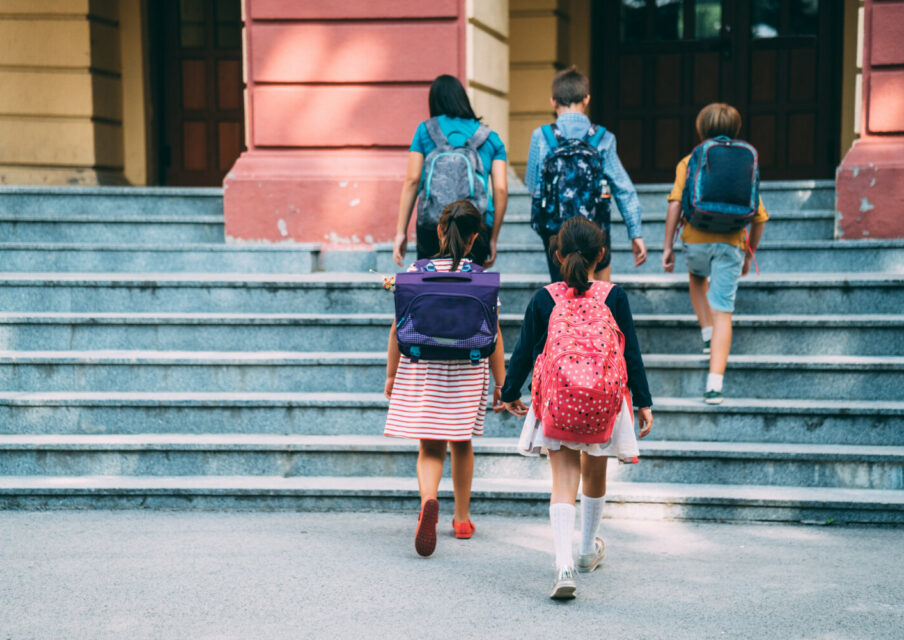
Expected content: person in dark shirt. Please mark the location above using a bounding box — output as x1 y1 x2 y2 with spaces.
497 217 653 599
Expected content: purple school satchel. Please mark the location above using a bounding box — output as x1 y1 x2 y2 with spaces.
394 259 500 365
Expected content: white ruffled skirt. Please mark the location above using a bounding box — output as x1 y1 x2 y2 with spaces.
517 397 639 464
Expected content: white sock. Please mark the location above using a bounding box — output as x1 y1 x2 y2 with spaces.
549 503 576 570
580 495 605 555
706 373 724 392
701 326 713 342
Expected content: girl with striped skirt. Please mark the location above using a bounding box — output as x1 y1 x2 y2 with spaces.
384 202 506 557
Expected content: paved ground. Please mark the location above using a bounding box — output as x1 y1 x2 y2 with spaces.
0 511 902 640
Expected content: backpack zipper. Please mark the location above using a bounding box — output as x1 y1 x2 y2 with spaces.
425 152 475 199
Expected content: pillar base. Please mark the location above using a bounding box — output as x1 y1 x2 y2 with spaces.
223 150 409 245
836 139 904 239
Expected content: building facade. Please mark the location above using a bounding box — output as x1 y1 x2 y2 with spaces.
0 0 900 241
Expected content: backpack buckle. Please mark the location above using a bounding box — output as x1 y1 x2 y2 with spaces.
410 346 421 362
461 262 471 272
469 349 480 365
424 262 437 272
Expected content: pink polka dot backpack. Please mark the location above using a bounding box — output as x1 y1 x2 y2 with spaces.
530 281 629 444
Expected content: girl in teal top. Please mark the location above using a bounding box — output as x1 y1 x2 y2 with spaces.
392 75 508 268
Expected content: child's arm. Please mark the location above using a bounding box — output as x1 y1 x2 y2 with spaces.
662 201 683 273
498 290 553 417
486 160 508 268
392 152 425 267
385 323 401 399
608 287 654 436
601 140 646 266
489 323 505 410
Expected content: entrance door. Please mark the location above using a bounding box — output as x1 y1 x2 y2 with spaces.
592 0 842 182
157 0 245 186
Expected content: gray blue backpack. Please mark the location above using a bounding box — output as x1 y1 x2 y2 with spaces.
416 118 491 228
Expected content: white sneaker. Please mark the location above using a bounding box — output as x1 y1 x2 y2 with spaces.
577 537 606 573
549 567 577 599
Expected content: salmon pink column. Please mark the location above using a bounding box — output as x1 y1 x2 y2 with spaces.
224 0 466 248
836 0 904 238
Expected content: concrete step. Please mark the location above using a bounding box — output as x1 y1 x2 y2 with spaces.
507 180 836 214
1 272 899 315
496 211 836 244
0 186 223 216
2 392 900 446
0 350 900 400
1 312 899 356
374 240 904 275
0 435 900 490
0 212 224 244
1 475 899 524
0 243 320 273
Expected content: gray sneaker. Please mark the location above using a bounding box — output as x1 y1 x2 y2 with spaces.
577 537 606 573
549 567 577 599
703 339 711 354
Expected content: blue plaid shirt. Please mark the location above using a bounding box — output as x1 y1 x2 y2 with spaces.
525 113 643 239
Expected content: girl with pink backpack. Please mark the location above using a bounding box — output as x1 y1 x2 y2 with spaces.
498 217 653 600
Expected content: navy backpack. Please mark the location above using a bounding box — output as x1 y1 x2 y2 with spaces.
682 136 760 233
531 123 612 234
394 259 500 365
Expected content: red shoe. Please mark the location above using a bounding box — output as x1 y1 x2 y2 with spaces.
452 519 475 539
415 498 439 557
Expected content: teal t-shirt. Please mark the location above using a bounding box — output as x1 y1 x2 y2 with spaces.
410 115 507 214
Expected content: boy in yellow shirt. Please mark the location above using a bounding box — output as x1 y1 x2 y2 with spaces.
662 103 768 404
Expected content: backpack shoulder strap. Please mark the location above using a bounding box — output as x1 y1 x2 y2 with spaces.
466 124 492 151
411 258 437 272
544 282 569 303
461 260 484 273
591 281 616 302
541 124 559 150
424 117 450 149
584 124 607 148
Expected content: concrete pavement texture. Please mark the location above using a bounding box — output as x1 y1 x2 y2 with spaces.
0 511 901 640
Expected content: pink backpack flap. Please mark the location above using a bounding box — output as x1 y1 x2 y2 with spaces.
530 281 628 444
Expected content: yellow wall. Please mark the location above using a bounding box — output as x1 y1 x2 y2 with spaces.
508 0 590 177
0 0 152 186
466 0 510 149
840 0 864 158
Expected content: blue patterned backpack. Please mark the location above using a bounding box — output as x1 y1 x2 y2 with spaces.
531 123 612 234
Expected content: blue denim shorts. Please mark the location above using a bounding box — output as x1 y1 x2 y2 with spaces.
683 242 745 313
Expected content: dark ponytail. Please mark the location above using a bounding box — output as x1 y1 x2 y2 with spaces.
437 200 482 271
549 217 606 295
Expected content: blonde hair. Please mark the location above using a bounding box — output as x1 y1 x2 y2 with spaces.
695 103 742 140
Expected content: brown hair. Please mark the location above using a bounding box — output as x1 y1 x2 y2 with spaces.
437 200 482 272
695 103 742 140
548 217 606 295
552 66 590 107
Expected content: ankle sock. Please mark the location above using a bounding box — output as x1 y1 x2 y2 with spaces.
549 503 576 570
580 495 605 555
701 326 713 342
706 373 724 392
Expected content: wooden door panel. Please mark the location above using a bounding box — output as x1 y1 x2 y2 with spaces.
159 0 244 186
593 0 841 182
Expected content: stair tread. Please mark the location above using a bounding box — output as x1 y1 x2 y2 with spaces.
0 392 900 413
1 433 901 459
0 475 899 506
381 239 904 250
0 349 899 367
0 242 318 252
0 311 901 326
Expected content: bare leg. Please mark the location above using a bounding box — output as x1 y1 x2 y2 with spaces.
709 309 733 375
417 439 447 506
549 447 582 505
580 453 608 498
688 273 713 330
449 440 474 522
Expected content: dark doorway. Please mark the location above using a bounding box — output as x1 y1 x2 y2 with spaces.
151 0 245 186
592 0 842 182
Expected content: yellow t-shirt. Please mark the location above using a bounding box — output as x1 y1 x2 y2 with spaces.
668 155 769 248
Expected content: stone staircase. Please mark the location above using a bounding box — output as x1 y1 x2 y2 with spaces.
0 183 902 524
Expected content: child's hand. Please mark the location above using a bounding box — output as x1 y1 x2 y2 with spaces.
661 247 675 273
500 399 529 417
492 385 503 411
632 238 648 267
636 407 653 438
384 376 395 399
483 238 498 269
742 254 752 277
392 233 407 267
